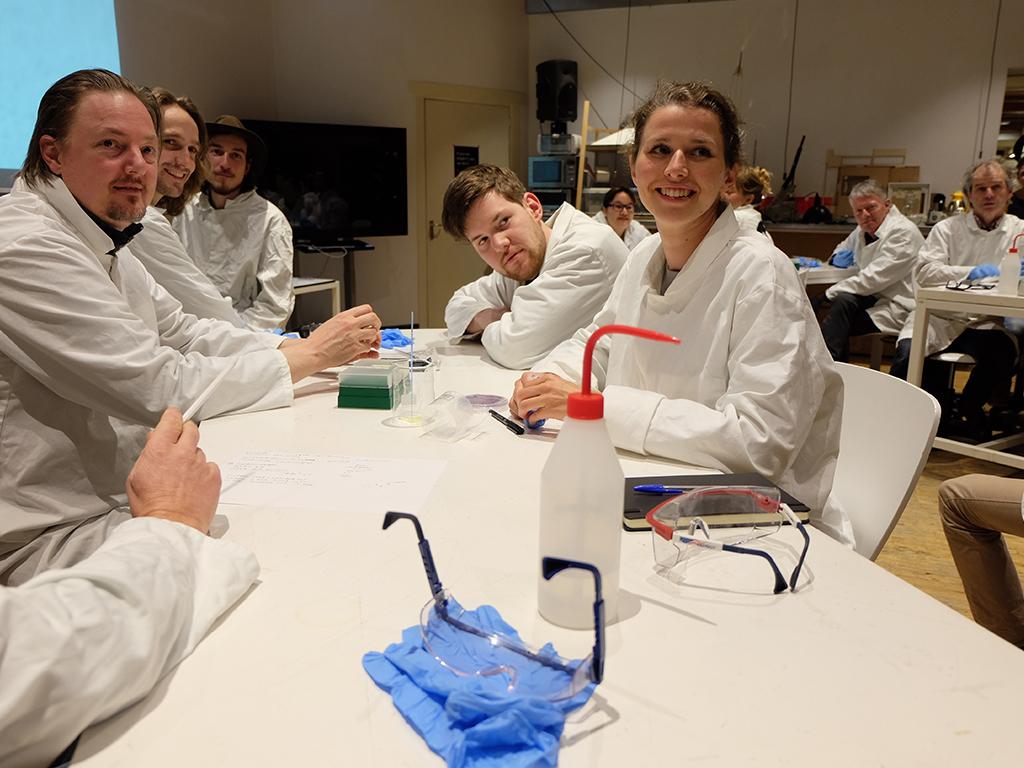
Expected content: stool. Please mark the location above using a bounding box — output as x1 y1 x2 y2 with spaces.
863 333 897 371
930 351 976 394
856 333 897 372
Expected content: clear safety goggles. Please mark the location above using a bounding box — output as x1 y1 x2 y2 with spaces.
384 512 604 701
645 486 809 594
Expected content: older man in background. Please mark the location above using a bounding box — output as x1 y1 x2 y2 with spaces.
819 180 924 363
893 159 1024 440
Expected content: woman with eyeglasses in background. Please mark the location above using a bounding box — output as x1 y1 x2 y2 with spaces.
593 187 652 251
511 81 851 545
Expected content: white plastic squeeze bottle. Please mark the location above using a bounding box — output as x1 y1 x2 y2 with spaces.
538 324 680 629
998 244 1020 295
998 233 1024 295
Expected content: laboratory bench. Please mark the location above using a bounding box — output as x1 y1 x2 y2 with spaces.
73 333 1024 767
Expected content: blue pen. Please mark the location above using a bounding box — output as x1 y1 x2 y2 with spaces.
633 484 694 495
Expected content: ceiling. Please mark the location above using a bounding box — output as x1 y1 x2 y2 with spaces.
525 0 725 12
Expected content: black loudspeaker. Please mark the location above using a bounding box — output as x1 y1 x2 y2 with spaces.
536 59 577 123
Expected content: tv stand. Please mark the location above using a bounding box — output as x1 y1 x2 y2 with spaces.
293 238 375 309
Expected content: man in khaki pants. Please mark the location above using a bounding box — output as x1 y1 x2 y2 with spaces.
940 474 1024 647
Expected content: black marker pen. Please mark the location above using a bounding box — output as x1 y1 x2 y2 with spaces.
488 409 525 436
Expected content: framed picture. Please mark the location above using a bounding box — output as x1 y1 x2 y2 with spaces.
888 182 930 217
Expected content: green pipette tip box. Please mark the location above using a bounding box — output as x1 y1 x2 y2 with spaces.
337 360 408 410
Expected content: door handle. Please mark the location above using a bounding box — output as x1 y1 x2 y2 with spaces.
429 219 442 240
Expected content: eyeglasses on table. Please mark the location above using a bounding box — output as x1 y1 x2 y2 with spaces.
383 511 604 700
945 279 995 291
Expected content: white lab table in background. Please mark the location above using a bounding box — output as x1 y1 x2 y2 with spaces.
908 286 1024 469
75 333 1024 767
800 264 856 286
292 275 341 316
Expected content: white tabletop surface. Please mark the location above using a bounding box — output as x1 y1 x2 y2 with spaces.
292 276 338 288
74 333 1024 767
800 264 856 285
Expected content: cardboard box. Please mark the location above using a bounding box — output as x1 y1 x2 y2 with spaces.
836 165 919 217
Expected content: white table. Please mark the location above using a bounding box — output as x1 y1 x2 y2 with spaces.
292 276 341 316
908 286 1024 468
799 264 856 286
75 335 1024 766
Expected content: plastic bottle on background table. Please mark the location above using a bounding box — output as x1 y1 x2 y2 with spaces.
998 245 1020 295
537 324 680 629
999 234 1024 295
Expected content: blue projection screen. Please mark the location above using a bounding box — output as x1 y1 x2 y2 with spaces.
0 0 121 188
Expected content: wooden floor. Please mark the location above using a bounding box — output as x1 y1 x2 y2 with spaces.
857 359 1024 622
876 449 1024 619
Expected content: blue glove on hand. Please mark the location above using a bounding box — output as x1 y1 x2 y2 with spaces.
967 263 1000 281
380 328 413 349
363 601 594 767
830 249 855 268
793 256 822 269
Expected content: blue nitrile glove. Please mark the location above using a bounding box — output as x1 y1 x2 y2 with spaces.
967 263 999 281
792 256 822 269
269 328 300 339
363 601 594 767
380 328 413 349
1019 259 1024 277
1005 316 1024 334
830 249 855 268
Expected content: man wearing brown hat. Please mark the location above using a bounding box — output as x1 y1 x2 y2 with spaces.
173 116 295 330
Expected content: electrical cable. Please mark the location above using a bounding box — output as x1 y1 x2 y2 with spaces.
618 0 633 127
295 241 347 278
541 0 642 101
578 83 608 128
974 0 1002 160
782 0 799 171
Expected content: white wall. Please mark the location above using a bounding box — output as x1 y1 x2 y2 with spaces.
114 0 1024 322
116 0 279 121
116 0 529 326
529 0 1024 204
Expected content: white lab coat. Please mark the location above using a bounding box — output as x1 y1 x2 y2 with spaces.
536 207 852 544
825 206 924 335
133 206 247 327
173 190 296 330
0 178 293 583
899 212 1024 355
731 205 773 243
592 208 653 251
0 517 258 768
732 204 762 231
445 203 628 369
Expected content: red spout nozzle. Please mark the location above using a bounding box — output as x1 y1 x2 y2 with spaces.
568 324 681 420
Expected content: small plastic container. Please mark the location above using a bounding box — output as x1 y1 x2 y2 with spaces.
382 361 438 427
337 360 408 410
421 391 487 441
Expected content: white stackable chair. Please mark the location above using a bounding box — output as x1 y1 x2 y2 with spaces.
831 362 941 560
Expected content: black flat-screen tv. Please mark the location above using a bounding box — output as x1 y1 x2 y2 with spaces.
242 118 407 243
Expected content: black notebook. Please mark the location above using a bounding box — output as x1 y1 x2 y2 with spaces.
623 472 810 532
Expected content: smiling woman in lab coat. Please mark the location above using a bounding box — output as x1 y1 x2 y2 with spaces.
510 81 850 544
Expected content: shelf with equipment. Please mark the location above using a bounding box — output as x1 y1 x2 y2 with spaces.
573 102 653 229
